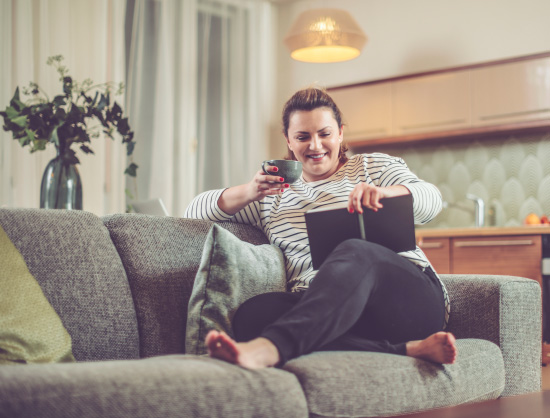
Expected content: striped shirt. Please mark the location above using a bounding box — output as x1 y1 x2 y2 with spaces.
185 153 450 325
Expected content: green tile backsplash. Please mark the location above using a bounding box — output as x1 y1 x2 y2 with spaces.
360 131 550 228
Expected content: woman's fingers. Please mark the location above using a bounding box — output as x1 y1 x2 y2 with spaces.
251 170 288 197
349 184 385 213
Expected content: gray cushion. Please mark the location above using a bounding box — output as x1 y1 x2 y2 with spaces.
0 209 139 362
186 224 286 354
441 275 541 397
102 215 271 357
0 355 309 418
283 339 505 418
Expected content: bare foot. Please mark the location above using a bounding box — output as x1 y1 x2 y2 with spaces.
205 330 281 369
406 332 457 364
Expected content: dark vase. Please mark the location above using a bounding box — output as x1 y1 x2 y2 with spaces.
40 145 82 209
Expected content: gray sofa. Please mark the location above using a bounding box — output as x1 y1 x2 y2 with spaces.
0 208 542 418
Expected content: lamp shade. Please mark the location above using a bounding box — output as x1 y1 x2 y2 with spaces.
284 9 367 63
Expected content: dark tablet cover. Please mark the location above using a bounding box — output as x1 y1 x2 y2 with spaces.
305 194 416 269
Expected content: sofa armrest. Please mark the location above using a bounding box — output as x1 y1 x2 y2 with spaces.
440 274 541 397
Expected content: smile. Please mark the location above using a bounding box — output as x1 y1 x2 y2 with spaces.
307 153 327 160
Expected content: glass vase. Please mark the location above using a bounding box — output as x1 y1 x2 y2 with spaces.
40 145 82 209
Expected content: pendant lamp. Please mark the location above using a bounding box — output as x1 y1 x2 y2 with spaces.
284 9 367 63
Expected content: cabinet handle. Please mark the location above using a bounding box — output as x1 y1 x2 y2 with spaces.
418 242 444 249
454 239 534 248
401 119 467 131
480 108 550 121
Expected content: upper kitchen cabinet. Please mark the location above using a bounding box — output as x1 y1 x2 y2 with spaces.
329 52 550 149
392 71 470 135
472 57 550 126
330 83 392 141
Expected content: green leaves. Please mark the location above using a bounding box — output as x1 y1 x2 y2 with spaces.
124 162 138 177
11 115 28 127
1 55 138 180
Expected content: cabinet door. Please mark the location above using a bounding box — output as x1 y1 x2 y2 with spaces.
451 235 542 285
417 237 451 274
472 57 550 126
392 71 471 135
329 83 392 141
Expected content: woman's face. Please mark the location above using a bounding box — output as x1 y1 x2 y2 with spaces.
286 107 343 183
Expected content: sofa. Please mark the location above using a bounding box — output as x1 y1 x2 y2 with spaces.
0 208 542 418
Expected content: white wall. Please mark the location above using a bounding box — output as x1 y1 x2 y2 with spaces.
271 0 550 156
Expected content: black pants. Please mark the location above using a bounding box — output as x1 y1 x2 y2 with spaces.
232 239 446 365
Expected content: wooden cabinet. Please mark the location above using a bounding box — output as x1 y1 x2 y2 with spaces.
328 53 550 149
393 71 471 135
418 234 542 286
329 83 392 141
472 57 550 127
451 235 542 286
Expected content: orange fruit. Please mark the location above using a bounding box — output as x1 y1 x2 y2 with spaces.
524 213 541 225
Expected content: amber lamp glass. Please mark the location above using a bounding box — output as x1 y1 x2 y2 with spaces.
284 9 367 63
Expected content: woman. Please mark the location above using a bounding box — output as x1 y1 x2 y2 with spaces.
184 87 456 369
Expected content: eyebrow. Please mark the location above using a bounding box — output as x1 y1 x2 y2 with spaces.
294 126 332 134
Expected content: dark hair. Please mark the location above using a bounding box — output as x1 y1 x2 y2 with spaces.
282 87 348 164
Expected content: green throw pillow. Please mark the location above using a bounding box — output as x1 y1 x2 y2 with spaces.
185 224 287 355
0 225 75 364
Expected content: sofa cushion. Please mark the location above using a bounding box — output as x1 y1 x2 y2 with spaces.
0 209 139 362
102 215 271 357
283 338 504 418
0 355 309 418
186 224 286 354
0 225 75 364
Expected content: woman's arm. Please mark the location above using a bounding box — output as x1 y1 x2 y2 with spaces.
350 154 442 224
184 166 288 222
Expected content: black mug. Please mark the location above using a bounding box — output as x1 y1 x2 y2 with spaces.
261 160 303 184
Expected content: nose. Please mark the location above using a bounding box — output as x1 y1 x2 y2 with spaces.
310 135 323 150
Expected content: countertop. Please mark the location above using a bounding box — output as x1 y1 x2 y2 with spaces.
416 225 550 238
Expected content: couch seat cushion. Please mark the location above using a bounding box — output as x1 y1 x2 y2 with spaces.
283 338 504 418
0 355 308 418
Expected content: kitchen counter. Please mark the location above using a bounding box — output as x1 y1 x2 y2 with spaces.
416 225 550 238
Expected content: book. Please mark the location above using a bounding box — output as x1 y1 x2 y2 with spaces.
304 194 416 269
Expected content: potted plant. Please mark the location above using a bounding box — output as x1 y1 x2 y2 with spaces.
0 55 137 210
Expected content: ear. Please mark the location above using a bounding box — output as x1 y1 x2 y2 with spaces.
286 136 292 151
339 125 344 143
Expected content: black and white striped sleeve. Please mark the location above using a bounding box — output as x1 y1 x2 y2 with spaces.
184 189 234 221
183 188 263 226
373 154 442 224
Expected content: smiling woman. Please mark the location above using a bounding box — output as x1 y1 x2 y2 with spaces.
185 86 452 371
282 88 348 183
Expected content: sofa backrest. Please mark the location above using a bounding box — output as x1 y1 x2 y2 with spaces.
102 214 269 358
0 209 140 362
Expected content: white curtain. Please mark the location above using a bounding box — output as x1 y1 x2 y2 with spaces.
197 0 275 193
0 0 127 215
125 0 199 216
126 0 275 216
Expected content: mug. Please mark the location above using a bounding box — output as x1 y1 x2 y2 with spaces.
261 159 303 184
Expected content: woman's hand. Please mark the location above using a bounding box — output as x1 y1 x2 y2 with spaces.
245 166 289 202
348 184 410 214
218 166 289 215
